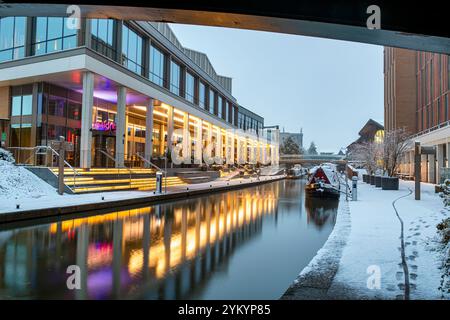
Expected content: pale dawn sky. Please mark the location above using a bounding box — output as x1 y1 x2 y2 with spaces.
170 23 384 153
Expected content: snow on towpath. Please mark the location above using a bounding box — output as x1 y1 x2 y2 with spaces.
327 180 446 299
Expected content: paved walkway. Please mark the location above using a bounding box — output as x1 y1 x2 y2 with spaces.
282 180 447 300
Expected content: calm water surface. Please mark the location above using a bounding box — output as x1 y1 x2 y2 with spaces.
0 179 338 299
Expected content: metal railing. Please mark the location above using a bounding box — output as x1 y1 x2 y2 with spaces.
7 145 79 190
96 149 133 189
135 152 167 193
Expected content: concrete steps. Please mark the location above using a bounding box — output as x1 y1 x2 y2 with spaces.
175 170 220 184
48 168 185 194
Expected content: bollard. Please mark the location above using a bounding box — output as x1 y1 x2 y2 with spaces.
155 171 163 194
352 176 358 201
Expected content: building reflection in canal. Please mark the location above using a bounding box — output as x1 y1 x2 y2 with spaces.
0 180 339 299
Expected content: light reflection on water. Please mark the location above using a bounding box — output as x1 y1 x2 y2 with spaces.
0 179 338 299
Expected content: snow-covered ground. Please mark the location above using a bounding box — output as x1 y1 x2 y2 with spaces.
284 178 449 300
330 180 448 299
0 160 56 201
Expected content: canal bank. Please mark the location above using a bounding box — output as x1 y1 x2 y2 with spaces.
0 175 285 224
282 180 448 300
0 179 338 299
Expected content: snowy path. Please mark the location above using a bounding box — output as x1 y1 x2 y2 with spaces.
328 180 445 299
283 179 448 300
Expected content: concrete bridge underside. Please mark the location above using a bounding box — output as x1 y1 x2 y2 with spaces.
1 1 450 54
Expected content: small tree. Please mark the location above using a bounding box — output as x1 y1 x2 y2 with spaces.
349 141 382 175
307 141 318 155
383 128 411 177
280 136 301 155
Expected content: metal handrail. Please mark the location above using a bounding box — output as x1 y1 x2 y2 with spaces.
135 152 167 193
97 149 133 189
135 152 165 173
7 145 79 190
47 146 79 190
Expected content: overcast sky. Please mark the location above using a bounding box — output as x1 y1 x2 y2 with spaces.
170 24 384 153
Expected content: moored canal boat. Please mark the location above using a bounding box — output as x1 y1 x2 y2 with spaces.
305 163 341 199
286 164 306 179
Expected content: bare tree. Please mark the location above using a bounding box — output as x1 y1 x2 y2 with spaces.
383 128 411 177
349 141 382 175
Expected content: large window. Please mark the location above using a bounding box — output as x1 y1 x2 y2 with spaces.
199 81 206 109
91 19 115 59
10 85 33 151
217 96 223 119
149 45 165 86
209 89 215 114
0 17 26 62
225 101 230 122
185 71 195 103
34 17 77 55
170 60 181 95
122 24 143 75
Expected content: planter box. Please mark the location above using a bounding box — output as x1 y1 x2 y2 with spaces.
370 175 376 185
381 177 399 190
375 176 382 188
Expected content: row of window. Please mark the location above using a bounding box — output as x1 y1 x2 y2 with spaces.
0 17 264 130
418 94 450 131
237 112 263 132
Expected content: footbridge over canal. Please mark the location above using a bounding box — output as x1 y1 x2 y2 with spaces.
280 154 347 170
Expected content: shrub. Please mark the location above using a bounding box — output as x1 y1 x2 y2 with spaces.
439 180 450 207
437 218 450 244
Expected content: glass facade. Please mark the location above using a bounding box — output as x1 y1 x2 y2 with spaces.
0 16 270 167
121 24 143 75
218 96 223 119
149 45 165 86
0 17 26 62
209 89 215 114
225 101 230 123
33 17 77 55
10 85 33 152
185 71 195 103
199 81 206 109
170 60 181 95
91 19 115 59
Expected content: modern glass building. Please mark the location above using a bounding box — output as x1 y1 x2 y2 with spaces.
0 17 278 169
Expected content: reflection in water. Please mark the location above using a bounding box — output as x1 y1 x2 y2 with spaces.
305 197 338 228
0 180 339 299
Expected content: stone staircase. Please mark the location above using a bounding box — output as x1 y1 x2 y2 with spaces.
175 169 220 184
48 168 186 194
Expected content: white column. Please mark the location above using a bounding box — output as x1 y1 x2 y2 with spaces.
115 86 126 168
80 71 94 169
437 144 444 184
215 127 222 165
183 113 190 164
124 114 129 159
144 98 154 167
203 123 213 165
236 135 242 165
194 119 202 165
166 106 174 157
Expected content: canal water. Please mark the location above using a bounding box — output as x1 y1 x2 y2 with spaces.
0 179 339 299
